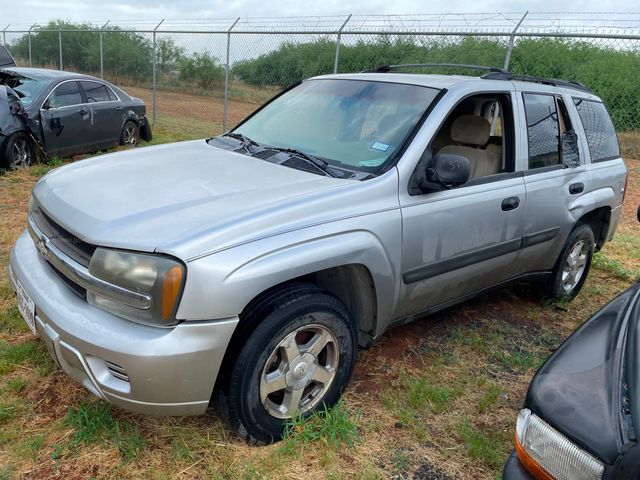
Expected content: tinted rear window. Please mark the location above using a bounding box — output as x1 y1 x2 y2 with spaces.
573 98 620 162
80 81 114 103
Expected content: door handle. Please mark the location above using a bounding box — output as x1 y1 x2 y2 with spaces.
569 182 584 195
79 108 88 116
501 196 520 211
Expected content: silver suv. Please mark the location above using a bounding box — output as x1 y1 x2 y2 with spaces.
8 66 627 444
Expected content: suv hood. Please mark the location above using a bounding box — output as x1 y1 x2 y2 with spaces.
525 283 640 465
33 140 353 259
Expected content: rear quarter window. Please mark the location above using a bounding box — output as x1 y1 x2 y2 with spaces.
573 98 620 162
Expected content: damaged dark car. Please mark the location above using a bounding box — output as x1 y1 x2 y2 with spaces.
0 63 151 169
504 208 640 480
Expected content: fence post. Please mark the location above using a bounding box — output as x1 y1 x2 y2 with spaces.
28 25 34 66
503 11 528 70
100 20 109 79
152 19 164 127
333 14 351 74
58 29 63 70
2 25 8 47
223 17 241 133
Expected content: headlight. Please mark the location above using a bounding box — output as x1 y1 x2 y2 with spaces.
88 248 185 326
514 409 604 480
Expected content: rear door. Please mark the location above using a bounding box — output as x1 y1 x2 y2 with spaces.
40 81 90 156
79 80 122 148
514 91 589 274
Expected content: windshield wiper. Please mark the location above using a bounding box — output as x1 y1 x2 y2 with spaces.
269 146 337 178
221 132 260 150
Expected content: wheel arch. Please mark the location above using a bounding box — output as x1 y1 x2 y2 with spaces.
569 187 616 251
576 206 611 251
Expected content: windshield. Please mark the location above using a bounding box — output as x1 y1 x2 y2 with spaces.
234 79 441 172
0 72 47 107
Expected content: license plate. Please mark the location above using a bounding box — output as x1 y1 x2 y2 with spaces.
15 278 37 336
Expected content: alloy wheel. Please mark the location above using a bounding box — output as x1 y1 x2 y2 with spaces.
123 124 138 147
260 321 339 419
562 240 588 293
10 137 32 168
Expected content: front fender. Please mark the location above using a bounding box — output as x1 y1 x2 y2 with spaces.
175 229 399 330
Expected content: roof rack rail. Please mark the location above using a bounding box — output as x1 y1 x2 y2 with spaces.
361 63 509 74
480 71 593 93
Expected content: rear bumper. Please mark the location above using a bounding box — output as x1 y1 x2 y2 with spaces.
9 229 238 415
503 451 534 480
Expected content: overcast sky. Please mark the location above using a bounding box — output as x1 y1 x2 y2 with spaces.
1 0 638 26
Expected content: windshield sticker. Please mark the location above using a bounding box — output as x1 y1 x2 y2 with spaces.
370 141 390 152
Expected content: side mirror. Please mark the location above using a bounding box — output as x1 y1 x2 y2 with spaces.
427 153 471 188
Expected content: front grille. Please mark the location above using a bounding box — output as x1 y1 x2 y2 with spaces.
32 209 96 267
48 262 87 298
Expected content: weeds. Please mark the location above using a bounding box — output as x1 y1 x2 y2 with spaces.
280 401 360 455
65 400 146 461
457 417 510 470
593 252 639 281
0 340 54 375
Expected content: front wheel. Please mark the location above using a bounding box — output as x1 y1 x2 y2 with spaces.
548 224 595 299
214 285 357 444
1 132 35 169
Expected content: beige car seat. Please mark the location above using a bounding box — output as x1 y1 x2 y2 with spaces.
438 115 502 178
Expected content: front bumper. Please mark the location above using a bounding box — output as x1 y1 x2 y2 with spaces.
9 230 239 415
503 451 534 480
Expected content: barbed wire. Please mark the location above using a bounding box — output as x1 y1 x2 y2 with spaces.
2 12 640 36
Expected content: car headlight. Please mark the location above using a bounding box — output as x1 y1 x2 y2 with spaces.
515 409 604 480
87 248 185 326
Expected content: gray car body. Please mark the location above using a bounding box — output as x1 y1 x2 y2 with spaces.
9 73 627 415
0 67 149 158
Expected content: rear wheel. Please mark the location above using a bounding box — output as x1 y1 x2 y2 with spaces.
1 132 35 169
214 284 357 444
119 121 139 148
548 224 595 299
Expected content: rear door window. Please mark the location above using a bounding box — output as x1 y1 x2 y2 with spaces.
523 93 560 169
572 98 620 162
80 81 113 103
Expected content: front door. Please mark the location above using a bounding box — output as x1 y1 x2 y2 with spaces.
40 81 90 157
397 91 526 318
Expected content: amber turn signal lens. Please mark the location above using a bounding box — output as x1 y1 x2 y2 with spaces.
161 265 183 320
514 433 555 480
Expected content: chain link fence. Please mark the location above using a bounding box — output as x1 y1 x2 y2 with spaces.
2 13 639 144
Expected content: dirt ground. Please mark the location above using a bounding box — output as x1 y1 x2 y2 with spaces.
0 130 638 479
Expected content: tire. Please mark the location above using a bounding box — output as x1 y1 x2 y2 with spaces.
547 224 595 300
214 284 357 445
1 132 35 169
119 120 140 148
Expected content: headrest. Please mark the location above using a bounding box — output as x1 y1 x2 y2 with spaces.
450 115 490 147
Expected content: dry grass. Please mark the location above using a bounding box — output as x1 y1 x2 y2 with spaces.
0 136 639 479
